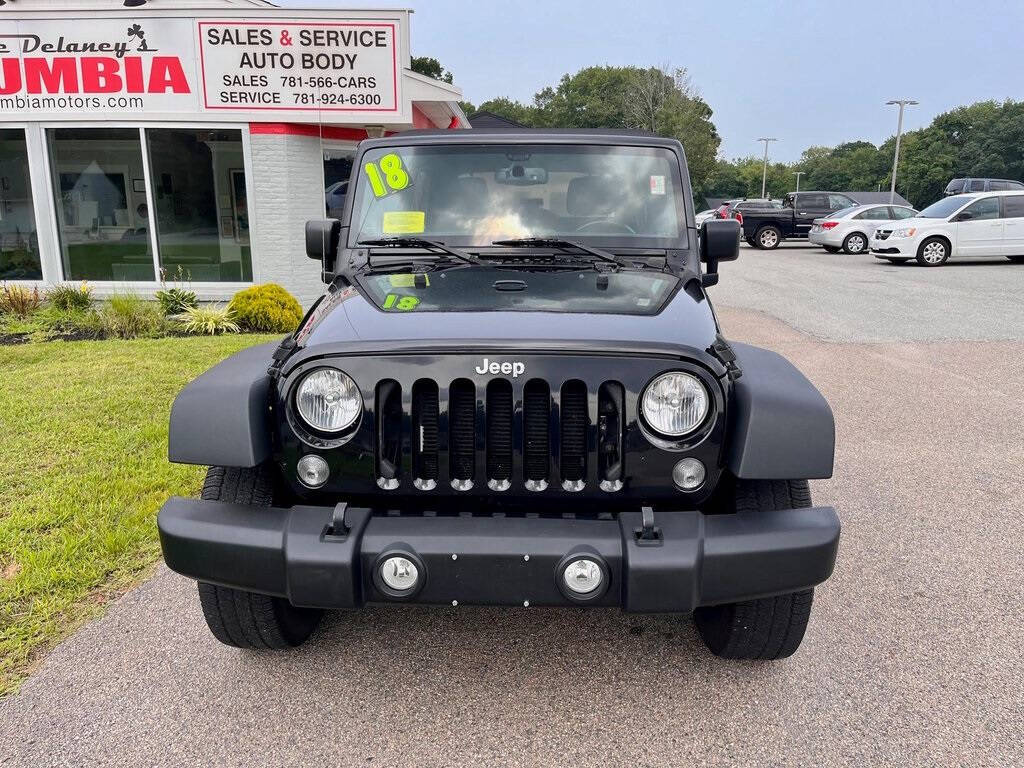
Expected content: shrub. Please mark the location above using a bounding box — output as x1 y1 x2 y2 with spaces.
42 306 105 340
155 287 199 316
47 282 93 311
0 283 43 318
172 304 240 336
229 284 303 333
99 294 167 339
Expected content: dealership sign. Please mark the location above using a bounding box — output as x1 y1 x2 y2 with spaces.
0 14 402 121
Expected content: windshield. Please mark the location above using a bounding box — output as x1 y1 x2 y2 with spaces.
918 195 974 218
350 144 686 248
357 266 679 315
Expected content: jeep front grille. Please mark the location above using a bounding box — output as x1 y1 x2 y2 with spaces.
373 377 625 493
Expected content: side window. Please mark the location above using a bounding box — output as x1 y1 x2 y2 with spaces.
957 197 1000 221
828 194 855 209
1002 195 1024 219
855 207 890 220
990 181 1010 191
799 193 828 209
967 179 987 192
889 207 917 219
782 194 795 209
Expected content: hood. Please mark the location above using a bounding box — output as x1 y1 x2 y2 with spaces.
296 280 720 358
877 217 930 229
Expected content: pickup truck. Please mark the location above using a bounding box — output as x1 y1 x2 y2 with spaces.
742 191 858 249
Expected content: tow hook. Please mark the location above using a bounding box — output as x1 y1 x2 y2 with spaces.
324 502 350 540
634 505 662 544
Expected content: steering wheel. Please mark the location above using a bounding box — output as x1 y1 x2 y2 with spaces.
575 220 636 234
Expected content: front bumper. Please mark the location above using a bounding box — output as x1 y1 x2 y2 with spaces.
871 236 916 257
159 498 840 613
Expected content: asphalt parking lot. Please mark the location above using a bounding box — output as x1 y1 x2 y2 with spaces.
2 242 1022 767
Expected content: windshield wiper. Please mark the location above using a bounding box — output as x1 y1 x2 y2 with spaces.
358 237 478 264
490 237 623 268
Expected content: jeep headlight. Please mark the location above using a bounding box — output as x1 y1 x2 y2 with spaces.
295 367 362 432
641 372 709 437
891 227 917 238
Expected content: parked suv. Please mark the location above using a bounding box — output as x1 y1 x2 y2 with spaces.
944 178 1024 196
158 130 840 661
714 198 782 219
871 190 1024 265
742 191 859 248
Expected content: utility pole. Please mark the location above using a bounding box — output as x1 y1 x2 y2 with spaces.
758 137 778 199
793 171 804 192
886 99 918 204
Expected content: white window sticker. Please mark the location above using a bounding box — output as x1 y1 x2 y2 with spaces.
650 175 666 195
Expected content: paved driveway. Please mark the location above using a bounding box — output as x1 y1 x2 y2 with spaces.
2 246 1022 767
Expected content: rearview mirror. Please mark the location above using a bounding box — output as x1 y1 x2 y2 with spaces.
495 165 548 185
305 218 341 262
700 219 741 287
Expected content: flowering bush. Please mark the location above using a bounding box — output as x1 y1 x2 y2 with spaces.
47 282 93 312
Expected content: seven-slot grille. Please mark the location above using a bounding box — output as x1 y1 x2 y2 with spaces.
373 377 626 493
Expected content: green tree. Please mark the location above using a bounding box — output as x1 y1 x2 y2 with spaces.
410 56 453 83
474 97 539 126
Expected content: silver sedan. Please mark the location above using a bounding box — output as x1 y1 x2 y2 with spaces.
808 203 918 254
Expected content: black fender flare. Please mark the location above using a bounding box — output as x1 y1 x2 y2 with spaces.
168 341 278 467
726 342 835 480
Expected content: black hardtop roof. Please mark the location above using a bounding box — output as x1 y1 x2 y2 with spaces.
363 128 684 150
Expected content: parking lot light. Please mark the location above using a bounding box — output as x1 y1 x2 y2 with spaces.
757 137 779 198
886 99 919 204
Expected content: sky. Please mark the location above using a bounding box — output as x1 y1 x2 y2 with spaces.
279 0 1024 163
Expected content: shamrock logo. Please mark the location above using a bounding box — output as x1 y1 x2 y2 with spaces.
127 24 152 51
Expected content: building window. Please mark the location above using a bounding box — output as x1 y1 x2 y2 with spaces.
0 129 41 280
47 128 154 281
146 129 252 282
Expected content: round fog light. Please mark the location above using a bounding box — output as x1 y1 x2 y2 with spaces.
296 455 329 488
672 458 706 491
380 556 419 592
563 558 603 594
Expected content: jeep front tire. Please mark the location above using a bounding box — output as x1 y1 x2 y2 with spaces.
694 479 816 660
195 466 322 649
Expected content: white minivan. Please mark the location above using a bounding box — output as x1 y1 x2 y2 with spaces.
871 191 1024 266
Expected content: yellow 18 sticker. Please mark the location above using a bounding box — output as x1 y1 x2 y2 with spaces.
382 293 420 311
364 153 411 198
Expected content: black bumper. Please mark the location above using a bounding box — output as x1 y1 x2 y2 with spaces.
158 499 840 613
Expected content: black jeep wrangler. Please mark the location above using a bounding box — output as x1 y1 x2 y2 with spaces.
158 130 839 660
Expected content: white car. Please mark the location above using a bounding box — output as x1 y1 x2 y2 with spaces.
808 203 918 254
870 191 1024 266
695 209 716 227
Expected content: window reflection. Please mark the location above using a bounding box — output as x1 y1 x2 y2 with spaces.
147 129 252 282
0 129 41 280
47 128 154 281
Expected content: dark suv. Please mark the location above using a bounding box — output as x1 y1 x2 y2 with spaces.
158 130 840 661
944 178 1024 195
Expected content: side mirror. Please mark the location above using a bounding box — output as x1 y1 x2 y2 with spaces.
700 219 740 287
305 218 341 261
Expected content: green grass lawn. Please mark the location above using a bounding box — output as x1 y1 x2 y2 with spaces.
0 333 275 695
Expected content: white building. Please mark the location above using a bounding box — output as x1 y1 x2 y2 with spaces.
0 0 466 306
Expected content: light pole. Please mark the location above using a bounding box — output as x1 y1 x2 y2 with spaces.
757 137 778 198
793 171 804 192
886 99 918 204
